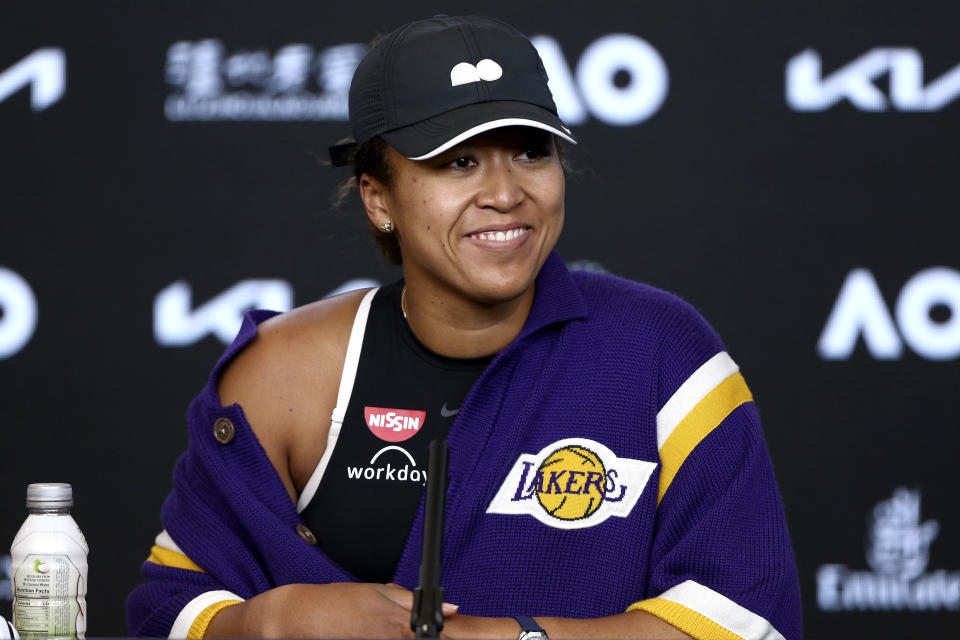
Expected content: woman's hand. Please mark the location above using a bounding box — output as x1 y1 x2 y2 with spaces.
206 582 422 638
439 610 691 640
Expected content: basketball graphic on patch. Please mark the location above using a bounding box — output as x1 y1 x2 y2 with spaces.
536 444 606 520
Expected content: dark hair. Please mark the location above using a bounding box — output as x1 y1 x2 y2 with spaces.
334 136 403 264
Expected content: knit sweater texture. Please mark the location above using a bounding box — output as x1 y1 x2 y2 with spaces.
127 252 802 639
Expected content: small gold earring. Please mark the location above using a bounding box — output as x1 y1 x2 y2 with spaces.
379 220 393 233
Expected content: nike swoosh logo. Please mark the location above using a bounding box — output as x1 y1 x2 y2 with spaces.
440 403 459 418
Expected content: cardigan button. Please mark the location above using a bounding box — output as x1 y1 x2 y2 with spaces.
213 418 235 444
296 524 317 545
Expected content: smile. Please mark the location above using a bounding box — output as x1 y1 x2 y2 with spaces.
468 227 529 242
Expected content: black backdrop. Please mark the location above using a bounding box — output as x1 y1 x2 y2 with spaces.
2 1 958 637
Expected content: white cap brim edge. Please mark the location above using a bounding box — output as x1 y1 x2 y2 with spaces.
406 118 577 161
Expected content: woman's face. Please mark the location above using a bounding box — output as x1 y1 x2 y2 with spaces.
364 127 565 306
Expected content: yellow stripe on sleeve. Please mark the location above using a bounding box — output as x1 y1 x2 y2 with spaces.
628 598 743 640
146 544 206 573
657 372 753 504
187 600 242 639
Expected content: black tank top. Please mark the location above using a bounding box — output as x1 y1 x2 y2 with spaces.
300 281 492 582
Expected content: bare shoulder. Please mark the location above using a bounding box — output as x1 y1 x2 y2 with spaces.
217 288 372 502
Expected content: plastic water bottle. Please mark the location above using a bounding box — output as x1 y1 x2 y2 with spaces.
10 484 88 639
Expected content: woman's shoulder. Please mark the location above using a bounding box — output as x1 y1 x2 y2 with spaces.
216 287 372 408
210 287 376 501
570 269 713 333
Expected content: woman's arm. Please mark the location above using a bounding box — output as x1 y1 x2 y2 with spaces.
204 583 421 638
443 611 691 640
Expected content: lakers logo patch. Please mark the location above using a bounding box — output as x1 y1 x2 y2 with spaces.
486 438 657 529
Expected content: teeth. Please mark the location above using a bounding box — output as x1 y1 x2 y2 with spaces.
471 228 528 242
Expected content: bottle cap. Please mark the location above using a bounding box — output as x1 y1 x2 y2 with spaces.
26 483 73 509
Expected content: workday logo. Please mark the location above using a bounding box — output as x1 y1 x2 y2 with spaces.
164 39 366 121
346 445 428 485
450 59 502 86
817 488 960 611
487 438 657 530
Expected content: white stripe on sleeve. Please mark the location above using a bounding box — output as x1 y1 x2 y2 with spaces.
169 590 245 639
658 580 785 640
656 351 739 450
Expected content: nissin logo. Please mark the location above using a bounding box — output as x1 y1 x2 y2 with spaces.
364 407 426 443
818 268 960 360
787 48 960 111
487 438 656 530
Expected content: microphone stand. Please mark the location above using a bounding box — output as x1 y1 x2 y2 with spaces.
411 438 449 638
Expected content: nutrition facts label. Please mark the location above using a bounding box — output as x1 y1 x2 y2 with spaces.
13 555 82 639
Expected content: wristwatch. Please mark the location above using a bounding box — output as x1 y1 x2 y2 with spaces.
513 616 548 640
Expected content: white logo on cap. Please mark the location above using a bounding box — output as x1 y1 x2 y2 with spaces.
450 59 503 87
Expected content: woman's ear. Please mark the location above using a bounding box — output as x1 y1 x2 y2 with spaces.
359 173 391 230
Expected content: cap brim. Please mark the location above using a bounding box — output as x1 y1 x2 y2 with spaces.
382 101 577 160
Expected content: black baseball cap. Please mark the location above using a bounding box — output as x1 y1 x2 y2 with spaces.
330 14 576 165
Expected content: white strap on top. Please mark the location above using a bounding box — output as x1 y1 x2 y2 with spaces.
297 287 379 513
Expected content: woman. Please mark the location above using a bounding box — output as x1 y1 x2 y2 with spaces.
128 15 801 640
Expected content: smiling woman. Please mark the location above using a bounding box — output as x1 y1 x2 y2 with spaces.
359 128 565 358
127 14 802 640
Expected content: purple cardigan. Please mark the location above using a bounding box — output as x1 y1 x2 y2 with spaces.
128 252 801 639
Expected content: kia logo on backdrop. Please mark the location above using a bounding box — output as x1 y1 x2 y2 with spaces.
817 487 960 611
0 49 65 111
154 279 294 345
818 267 960 360
787 48 960 111
163 35 668 126
153 278 380 347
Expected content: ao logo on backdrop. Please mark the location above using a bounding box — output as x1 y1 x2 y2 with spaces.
787 48 960 111
0 268 37 360
163 35 667 126
0 50 61 360
532 34 668 126
0 49 65 111
818 268 960 360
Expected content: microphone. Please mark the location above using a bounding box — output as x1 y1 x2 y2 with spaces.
411 438 449 638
